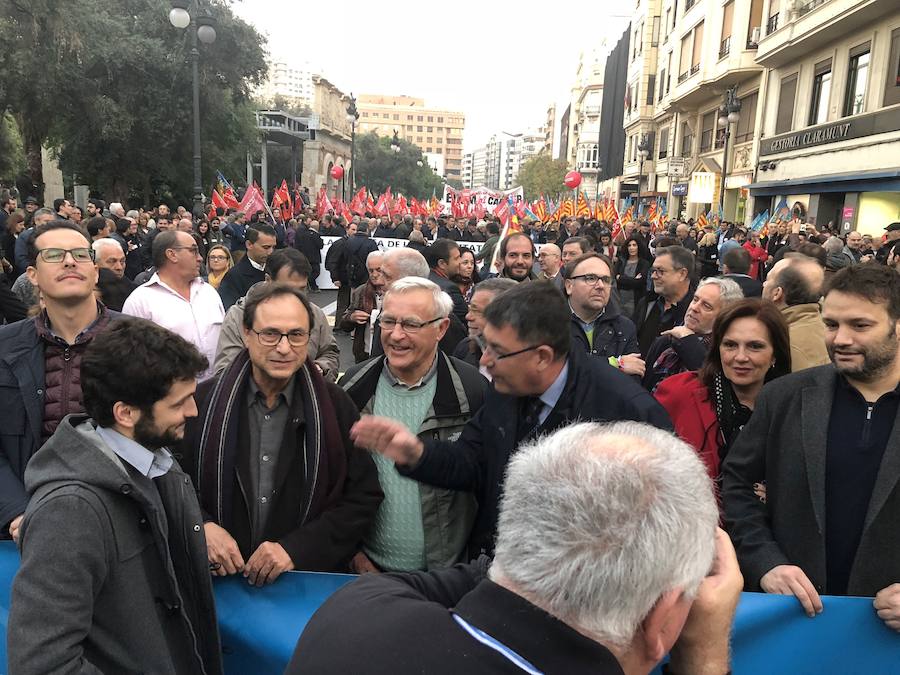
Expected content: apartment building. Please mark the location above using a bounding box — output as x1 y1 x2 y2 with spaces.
356 95 465 182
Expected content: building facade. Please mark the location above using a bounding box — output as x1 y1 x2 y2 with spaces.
544 103 557 157
748 0 900 235
300 76 352 197
356 95 465 182
259 60 316 106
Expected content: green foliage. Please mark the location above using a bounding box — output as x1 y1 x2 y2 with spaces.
0 113 24 183
516 153 569 201
354 132 444 200
0 0 267 205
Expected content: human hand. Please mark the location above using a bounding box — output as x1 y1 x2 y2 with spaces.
350 416 424 466
349 551 380 574
874 583 900 631
244 541 294 586
760 564 823 617
8 514 23 544
669 528 743 674
618 354 646 377
333 281 341 288
350 310 370 324
663 326 694 340
204 522 245 576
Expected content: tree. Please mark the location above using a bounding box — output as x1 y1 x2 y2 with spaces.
354 132 443 200
0 0 266 205
516 153 569 201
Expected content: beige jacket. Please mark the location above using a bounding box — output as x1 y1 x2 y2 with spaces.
782 303 830 373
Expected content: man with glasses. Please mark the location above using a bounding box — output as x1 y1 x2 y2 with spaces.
352 281 670 558
537 243 562 284
565 252 643 376
340 278 487 573
181 283 382 578
0 220 118 543
634 245 696 358
123 230 224 381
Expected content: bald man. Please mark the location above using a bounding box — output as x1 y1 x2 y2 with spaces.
537 243 562 283
763 255 829 371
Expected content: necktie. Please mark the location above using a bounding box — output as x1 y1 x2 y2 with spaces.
517 396 544 443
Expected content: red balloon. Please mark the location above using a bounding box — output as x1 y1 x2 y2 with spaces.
564 171 582 189
330 165 345 180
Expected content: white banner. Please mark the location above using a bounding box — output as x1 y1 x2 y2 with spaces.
440 185 525 216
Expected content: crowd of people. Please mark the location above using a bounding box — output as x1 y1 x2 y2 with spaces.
2 189 900 674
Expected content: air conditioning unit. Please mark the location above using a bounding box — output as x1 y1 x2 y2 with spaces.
749 27 761 46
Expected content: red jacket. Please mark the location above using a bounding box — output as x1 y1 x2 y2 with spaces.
742 241 769 280
653 371 722 480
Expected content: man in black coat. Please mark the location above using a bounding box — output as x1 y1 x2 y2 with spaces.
293 219 323 290
425 238 468 325
352 282 671 557
634 246 696 357
217 224 277 309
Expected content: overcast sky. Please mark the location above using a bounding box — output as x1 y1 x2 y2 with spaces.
233 0 632 152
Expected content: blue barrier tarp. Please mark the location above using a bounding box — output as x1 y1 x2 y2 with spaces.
2 541 899 673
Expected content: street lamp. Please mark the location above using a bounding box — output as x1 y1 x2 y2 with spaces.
718 85 742 218
636 134 650 216
345 94 359 202
169 0 216 218
416 160 423 167
390 130 401 154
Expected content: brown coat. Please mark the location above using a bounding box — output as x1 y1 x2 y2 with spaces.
781 303 830 373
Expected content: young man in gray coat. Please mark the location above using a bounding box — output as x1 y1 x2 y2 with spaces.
9 318 222 675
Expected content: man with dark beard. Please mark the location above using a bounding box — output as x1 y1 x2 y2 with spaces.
9 318 223 674
723 264 900 632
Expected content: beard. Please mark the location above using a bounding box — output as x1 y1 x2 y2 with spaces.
133 409 182 451
829 327 899 382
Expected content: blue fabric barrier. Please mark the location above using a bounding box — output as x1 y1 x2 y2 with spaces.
2 541 899 673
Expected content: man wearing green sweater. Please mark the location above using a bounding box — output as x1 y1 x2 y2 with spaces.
340 277 488 573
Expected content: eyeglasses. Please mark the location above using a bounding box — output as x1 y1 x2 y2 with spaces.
36 247 94 263
170 245 200 255
483 343 541 361
650 267 674 276
380 316 443 333
570 273 612 286
249 328 310 347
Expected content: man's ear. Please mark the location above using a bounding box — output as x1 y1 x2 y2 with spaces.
637 588 691 663
112 401 141 432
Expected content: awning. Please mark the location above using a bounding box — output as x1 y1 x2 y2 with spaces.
747 169 900 196
700 157 722 174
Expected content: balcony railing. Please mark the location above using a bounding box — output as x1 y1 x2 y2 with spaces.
690 63 700 75
797 0 829 17
766 13 779 35
678 71 689 84
719 36 732 58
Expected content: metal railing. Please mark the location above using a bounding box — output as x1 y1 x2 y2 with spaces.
690 63 701 75
678 71 689 84
797 0 829 17
766 13 779 35
719 36 732 58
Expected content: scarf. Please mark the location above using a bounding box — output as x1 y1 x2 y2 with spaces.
711 371 752 462
195 349 345 529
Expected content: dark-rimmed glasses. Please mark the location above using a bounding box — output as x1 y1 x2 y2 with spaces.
36 247 94 263
249 328 310 347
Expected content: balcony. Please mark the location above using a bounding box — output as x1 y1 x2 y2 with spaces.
766 13 779 35
719 36 732 59
757 0 891 67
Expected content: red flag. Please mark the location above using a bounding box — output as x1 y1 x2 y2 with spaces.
350 187 367 215
495 199 510 227
316 187 334 219
366 191 376 214
223 186 240 209
239 183 267 216
275 180 291 214
211 189 227 211
374 190 390 216
397 194 408 216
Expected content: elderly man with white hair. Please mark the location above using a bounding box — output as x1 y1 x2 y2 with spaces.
288 420 741 674
340 277 487 574
91 237 127 279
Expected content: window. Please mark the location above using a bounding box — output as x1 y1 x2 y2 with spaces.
809 59 832 125
383 113 390 119
658 126 669 159
886 29 900 108
393 114 399 120
686 0 696 10
720 2 734 58
426 147 432 152
427 116 433 122
844 43 870 117
748 0 763 46
681 120 694 155
734 91 758 143
767 0 780 34
417 125 423 132
407 115 413 121
691 22 704 73
417 136 423 142
667 53 672 92
438 116 444 123
659 69 666 99
427 126 433 132
647 75 656 105
652 16 661 47
700 111 716 151
664 8 671 41
417 115 423 121
776 74 797 133
679 35 692 81
426 137 433 143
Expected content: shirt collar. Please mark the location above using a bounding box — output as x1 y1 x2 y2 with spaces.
569 303 604 329
247 256 266 272
37 302 106 346
382 353 439 390
539 360 569 412
248 372 296 408
95 426 174 479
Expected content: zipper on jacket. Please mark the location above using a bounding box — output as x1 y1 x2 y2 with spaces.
861 404 873 446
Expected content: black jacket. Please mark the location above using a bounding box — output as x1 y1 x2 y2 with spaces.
429 270 468 324
341 233 379 287
569 300 640 360
724 273 763 298
642 333 709 392
217 255 265 310
293 226 323 264
634 285 695 358
287 559 624 675
401 348 672 556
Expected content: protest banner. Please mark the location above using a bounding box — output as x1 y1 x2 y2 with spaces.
440 186 525 216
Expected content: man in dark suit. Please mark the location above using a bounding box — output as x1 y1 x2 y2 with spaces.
217 224 277 309
426 238 468 325
352 281 671 558
633 246 696 357
293 219 323 290
723 264 900 630
722 247 763 297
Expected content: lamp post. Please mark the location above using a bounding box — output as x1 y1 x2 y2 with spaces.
345 94 359 202
717 85 742 219
169 0 216 219
390 130 401 154
636 134 650 218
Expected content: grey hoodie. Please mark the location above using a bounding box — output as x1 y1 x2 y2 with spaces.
9 414 222 675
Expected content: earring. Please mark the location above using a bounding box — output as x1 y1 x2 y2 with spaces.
770 361 776 369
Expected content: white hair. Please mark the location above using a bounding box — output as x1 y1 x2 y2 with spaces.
696 276 744 305
383 276 453 319
91 238 124 256
366 250 384 266
491 421 718 648
382 247 430 279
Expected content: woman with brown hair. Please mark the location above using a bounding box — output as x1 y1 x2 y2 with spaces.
205 244 233 289
654 298 792 480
